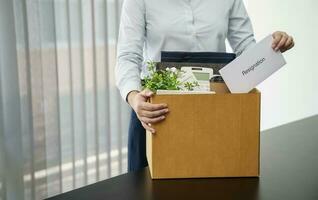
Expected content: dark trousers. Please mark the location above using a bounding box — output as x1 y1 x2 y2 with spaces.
128 110 148 172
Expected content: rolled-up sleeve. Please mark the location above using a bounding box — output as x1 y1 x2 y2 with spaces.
115 0 145 101
227 0 256 55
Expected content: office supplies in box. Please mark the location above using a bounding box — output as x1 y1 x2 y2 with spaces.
157 51 236 92
158 51 236 75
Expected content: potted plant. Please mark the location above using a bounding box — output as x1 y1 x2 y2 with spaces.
142 61 199 92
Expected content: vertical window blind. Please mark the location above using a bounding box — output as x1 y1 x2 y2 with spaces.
0 0 130 199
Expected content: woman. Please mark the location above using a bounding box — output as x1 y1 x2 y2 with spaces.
115 0 295 172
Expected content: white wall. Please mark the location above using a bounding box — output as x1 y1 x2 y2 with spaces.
245 0 318 130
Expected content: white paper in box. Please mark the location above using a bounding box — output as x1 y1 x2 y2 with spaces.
219 35 287 93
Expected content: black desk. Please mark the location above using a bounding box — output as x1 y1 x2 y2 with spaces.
48 116 318 200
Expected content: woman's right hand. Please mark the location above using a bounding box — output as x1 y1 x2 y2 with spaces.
127 89 169 133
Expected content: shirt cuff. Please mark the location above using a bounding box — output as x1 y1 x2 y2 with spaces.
120 80 142 102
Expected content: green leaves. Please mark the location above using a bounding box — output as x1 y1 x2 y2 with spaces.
184 81 199 91
142 61 199 92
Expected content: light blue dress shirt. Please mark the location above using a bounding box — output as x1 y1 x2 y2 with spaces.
116 0 256 100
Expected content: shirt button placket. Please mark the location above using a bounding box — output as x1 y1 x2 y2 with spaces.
187 4 195 33
189 3 198 49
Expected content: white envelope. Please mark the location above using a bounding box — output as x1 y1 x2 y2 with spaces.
219 35 286 93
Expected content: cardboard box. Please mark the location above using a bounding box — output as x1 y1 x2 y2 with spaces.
146 89 260 179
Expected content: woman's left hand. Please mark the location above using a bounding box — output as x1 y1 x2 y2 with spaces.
272 31 295 53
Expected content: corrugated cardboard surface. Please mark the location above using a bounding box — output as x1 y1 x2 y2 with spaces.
146 90 260 179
